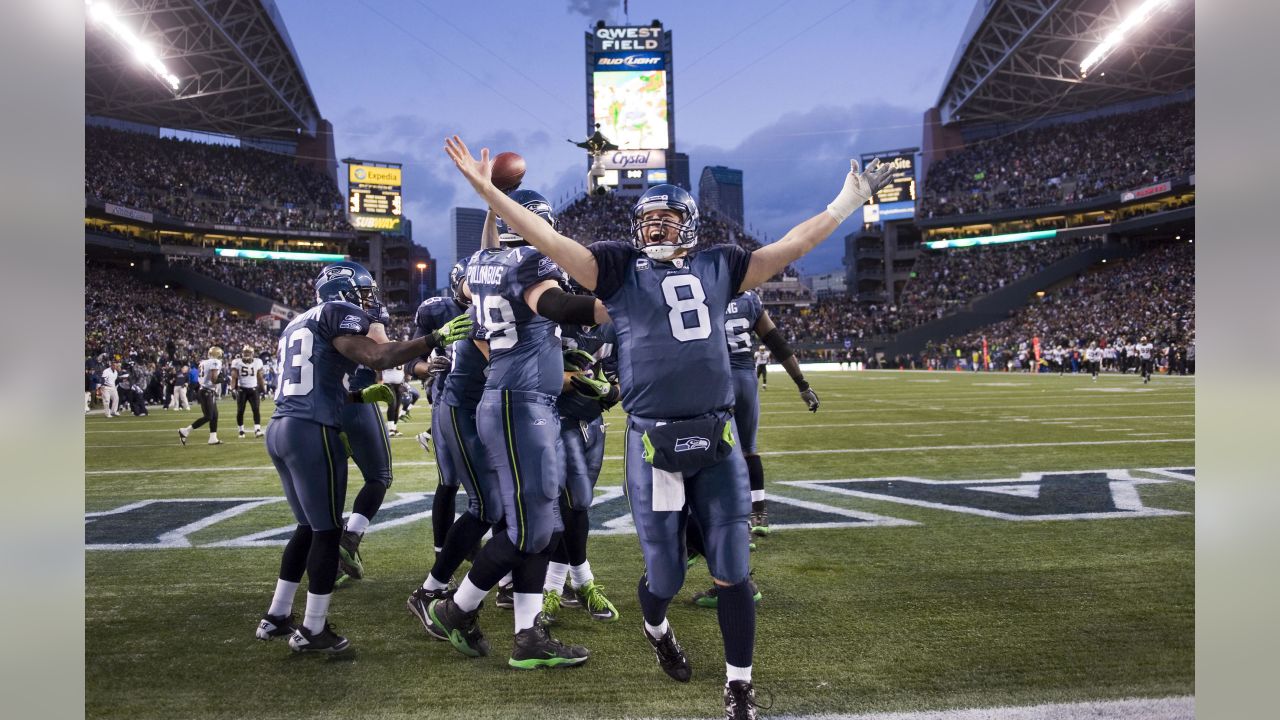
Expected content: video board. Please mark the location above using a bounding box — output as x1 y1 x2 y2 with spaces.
859 149 918 205
346 161 403 232
587 24 673 153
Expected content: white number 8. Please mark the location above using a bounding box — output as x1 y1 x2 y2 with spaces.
661 275 711 342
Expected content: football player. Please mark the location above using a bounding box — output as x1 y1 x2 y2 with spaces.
753 345 770 389
445 135 891 718
1137 335 1155 383
540 313 622 625
254 261 471 654
231 345 266 438
406 257 505 636
332 265 398 584
1085 342 1103 381
425 190 606 670
179 347 224 445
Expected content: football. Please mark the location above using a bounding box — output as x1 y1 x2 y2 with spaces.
492 151 526 191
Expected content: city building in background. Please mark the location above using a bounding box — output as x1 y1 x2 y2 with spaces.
698 165 744 227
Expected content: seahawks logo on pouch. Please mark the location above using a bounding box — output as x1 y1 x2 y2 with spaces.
674 437 710 452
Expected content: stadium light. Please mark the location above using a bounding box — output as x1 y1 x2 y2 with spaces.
1079 0 1175 77
86 1 181 91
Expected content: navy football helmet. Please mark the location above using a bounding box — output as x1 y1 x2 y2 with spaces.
315 260 377 309
449 257 471 307
496 189 555 246
631 184 699 260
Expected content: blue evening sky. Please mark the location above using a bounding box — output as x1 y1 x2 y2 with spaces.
274 0 977 273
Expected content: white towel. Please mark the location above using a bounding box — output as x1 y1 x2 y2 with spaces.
651 467 685 512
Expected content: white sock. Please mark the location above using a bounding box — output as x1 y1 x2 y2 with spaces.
254 424 261 431
499 571 514 587
302 592 331 633
346 513 370 535
238 425 245 433
644 619 670 639
387 421 397 431
209 432 219 442
433 546 443 554
423 574 449 592
182 425 192 432
726 663 753 683
267 579 299 617
452 576 487 612
751 490 765 503
569 561 594 589
513 592 542 632
545 562 570 593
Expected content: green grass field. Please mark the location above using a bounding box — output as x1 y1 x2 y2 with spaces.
85 370 1194 719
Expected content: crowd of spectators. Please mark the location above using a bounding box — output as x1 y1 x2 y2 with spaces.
86 263 279 368
166 255 317 309
85 126 349 232
939 240 1194 361
920 101 1194 218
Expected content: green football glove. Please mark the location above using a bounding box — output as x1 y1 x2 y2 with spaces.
432 313 473 346
338 431 353 456
563 348 595 372
570 373 610 399
360 384 395 405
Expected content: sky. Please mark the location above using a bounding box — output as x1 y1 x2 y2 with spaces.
273 0 978 275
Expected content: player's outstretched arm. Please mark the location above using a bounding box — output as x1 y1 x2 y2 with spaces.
444 135 599 289
755 310 819 412
481 206 501 250
334 314 472 370
739 158 893 291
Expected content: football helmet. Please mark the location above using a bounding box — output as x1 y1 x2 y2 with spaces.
631 184 698 260
241 345 255 360
208 346 224 360
449 257 471 308
315 261 377 309
496 189 555 246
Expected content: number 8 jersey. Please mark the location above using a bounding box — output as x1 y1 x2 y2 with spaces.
272 300 375 428
589 241 751 419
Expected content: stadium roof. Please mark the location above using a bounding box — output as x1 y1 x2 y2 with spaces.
85 0 322 140
936 0 1194 126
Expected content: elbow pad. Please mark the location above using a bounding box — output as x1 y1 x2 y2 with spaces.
536 287 598 325
760 327 794 363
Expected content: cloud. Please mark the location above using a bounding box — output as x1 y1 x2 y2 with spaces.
566 0 620 20
682 103 923 273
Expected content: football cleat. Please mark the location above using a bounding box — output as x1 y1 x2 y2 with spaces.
288 623 350 654
749 510 770 537
388 428 402 438
724 680 760 720
494 583 515 609
645 625 692 682
207 438 222 445
178 428 189 445
239 430 246 439
338 530 364 580
254 428 264 438
508 623 589 670
407 586 453 640
255 612 297 641
541 590 562 625
578 580 619 622
693 577 763 609
559 585 582 608
427 598 489 657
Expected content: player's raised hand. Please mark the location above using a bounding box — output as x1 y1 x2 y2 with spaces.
825 157 894 223
444 136 493 194
860 158 895 195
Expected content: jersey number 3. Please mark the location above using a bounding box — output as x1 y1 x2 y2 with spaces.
661 275 712 342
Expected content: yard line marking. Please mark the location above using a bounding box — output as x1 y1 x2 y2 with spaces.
770 695 1193 720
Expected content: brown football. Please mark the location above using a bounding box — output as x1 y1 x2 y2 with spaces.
492 152 526 191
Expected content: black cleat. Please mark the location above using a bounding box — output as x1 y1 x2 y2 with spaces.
749 509 770 536
338 530 364 580
559 585 582 608
427 598 489 657
288 622 350 654
494 582 514 609
645 626 692 682
508 623 590 669
724 680 760 720
254 612 296 640
407 586 452 640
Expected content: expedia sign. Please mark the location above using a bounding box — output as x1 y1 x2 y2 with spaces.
595 52 664 71
593 25 664 52
600 149 666 170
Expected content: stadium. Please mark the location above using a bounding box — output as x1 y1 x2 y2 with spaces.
83 1 1194 719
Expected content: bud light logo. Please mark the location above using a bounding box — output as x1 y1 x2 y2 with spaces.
594 52 664 71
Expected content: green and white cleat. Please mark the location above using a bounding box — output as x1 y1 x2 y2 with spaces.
578 580 619 622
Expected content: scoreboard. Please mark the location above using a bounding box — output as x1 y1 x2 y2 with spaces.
859 149 917 205
346 161 403 232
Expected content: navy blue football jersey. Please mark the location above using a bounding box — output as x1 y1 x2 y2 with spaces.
467 246 566 396
272 301 375 428
724 291 764 370
590 241 751 418
413 295 467 400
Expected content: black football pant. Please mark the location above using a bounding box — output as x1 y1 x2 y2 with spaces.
236 388 261 426
191 388 219 433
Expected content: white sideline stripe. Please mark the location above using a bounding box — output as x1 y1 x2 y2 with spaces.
763 695 1193 720
86 438 1193 476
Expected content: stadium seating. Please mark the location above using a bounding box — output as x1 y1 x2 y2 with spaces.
85 126 349 231
165 255 318 310
920 101 1193 218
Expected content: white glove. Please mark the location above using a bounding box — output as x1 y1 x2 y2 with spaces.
825 158 895 224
